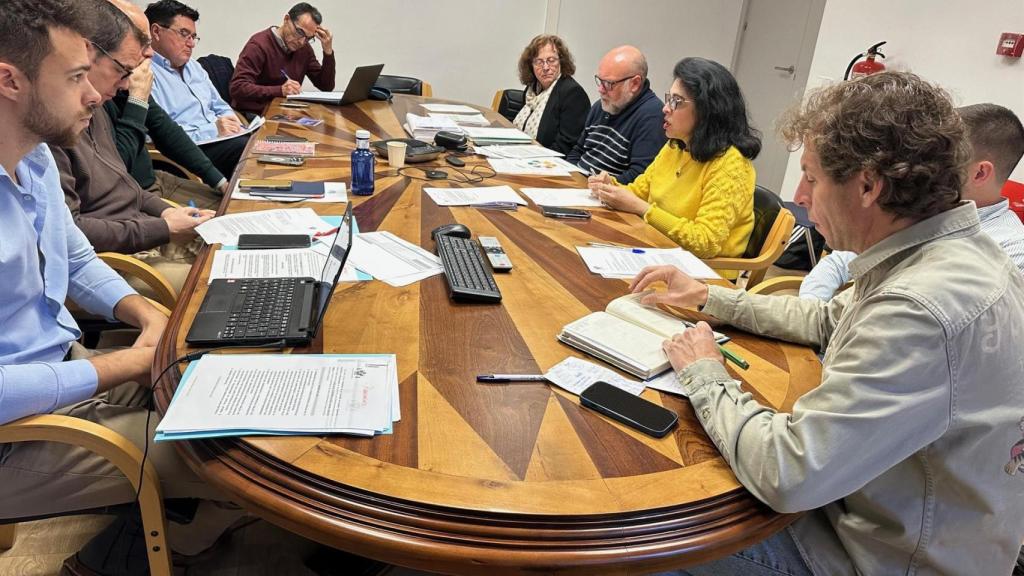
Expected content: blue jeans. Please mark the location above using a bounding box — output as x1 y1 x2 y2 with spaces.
654 526 814 576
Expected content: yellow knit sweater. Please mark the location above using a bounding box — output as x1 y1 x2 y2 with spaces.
618 142 755 259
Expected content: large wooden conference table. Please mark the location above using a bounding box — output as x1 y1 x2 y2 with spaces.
155 94 822 574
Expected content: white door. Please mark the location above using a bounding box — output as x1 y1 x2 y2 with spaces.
733 0 826 196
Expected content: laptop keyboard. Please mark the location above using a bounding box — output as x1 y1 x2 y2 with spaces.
222 278 297 339
435 234 502 302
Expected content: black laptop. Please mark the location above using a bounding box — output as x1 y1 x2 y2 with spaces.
285 64 385 106
185 204 353 347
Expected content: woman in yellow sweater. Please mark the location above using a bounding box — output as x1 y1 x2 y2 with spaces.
589 57 761 259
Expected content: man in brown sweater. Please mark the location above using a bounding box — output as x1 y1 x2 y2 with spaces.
229 2 335 114
51 1 215 295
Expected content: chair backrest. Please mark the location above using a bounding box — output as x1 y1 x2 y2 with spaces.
492 88 525 122
375 74 426 96
743 185 785 259
197 54 234 104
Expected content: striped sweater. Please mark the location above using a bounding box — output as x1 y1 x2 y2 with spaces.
565 82 666 184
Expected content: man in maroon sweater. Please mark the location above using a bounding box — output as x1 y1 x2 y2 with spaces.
229 2 335 114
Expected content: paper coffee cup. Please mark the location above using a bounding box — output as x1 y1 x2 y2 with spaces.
386 141 407 168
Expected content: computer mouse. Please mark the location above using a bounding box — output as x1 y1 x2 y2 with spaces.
431 223 472 240
445 155 465 167
425 169 448 180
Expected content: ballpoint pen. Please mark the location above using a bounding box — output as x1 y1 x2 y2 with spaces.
587 241 645 254
476 374 548 383
280 68 291 81
187 199 200 218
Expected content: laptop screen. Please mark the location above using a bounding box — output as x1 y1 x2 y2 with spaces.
312 203 353 334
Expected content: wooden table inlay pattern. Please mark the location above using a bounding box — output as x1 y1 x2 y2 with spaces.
155 95 821 574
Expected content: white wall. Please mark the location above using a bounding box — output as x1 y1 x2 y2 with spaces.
778 0 1024 200
137 0 744 110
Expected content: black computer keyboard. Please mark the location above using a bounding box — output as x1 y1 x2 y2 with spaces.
434 234 502 302
223 278 297 339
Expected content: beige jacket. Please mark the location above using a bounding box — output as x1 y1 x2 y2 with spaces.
681 202 1024 575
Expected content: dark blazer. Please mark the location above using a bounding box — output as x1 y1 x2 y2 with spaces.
530 75 590 154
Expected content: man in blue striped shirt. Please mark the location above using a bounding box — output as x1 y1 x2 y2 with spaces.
565 45 665 184
800 103 1024 301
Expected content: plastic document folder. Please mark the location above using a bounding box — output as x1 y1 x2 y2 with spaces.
155 354 400 441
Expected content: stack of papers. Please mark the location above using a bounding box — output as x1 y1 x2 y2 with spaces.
420 103 480 114
155 354 400 441
427 112 490 126
232 182 348 204
286 91 345 104
474 145 563 159
208 246 367 283
575 245 721 280
195 116 265 146
487 157 584 177
404 113 462 141
195 208 335 246
348 231 444 287
423 185 527 208
519 188 602 208
460 126 532 145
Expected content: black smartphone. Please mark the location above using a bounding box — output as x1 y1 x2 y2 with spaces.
579 381 678 438
541 206 591 219
236 234 311 250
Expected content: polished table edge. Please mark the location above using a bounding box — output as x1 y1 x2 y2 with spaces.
152 94 801 574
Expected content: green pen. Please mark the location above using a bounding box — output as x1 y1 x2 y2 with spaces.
719 345 749 370
681 319 749 370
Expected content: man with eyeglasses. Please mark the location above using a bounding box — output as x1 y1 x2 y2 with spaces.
565 45 665 184
230 2 335 115
145 0 249 180
51 0 218 299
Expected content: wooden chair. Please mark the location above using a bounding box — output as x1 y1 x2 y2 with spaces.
491 88 525 122
0 302 175 574
96 252 177 310
746 275 806 296
148 147 202 184
704 185 796 289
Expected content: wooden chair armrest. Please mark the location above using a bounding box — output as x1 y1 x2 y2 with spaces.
746 276 806 295
703 253 780 270
0 415 171 575
98 252 177 310
147 147 202 184
421 81 433 98
491 89 502 112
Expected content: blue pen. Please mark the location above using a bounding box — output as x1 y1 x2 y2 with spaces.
280 68 290 81
188 199 200 218
587 241 645 254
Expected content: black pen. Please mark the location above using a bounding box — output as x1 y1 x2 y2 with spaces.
476 374 548 383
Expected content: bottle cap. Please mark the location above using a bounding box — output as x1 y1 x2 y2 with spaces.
355 129 371 140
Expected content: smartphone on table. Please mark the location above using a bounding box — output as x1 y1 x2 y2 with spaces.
579 381 678 438
541 206 591 220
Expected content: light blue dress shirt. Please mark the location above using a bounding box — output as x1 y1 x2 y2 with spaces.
0 144 136 425
150 52 235 143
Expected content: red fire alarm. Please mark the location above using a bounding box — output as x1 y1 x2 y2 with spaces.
997 33 1024 57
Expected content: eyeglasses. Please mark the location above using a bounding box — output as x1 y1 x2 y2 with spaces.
594 74 635 92
532 57 560 69
289 17 317 43
663 93 692 111
157 24 200 43
89 40 134 81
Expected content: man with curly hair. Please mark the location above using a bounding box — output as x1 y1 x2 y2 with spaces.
635 72 1024 575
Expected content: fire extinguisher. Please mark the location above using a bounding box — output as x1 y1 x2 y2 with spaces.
844 41 887 80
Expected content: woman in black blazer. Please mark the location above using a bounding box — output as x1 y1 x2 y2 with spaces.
513 35 590 154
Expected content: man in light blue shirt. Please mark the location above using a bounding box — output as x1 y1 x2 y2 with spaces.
145 0 248 180
0 3 236 572
800 103 1024 302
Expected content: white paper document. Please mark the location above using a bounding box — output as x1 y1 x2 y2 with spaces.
155 354 399 440
487 157 584 177
420 103 480 114
423 185 527 207
519 187 603 207
544 356 645 396
195 116 265 146
461 126 532 143
286 91 344 102
195 208 334 246
348 231 443 287
209 247 364 283
473 145 563 159
575 246 721 280
427 112 490 126
644 370 688 397
231 182 348 204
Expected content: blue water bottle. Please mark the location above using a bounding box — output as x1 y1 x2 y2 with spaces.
351 129 375 196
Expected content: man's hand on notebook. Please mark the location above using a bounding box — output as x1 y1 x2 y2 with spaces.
630 265 709 309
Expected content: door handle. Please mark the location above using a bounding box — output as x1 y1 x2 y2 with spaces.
774 65 796 74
